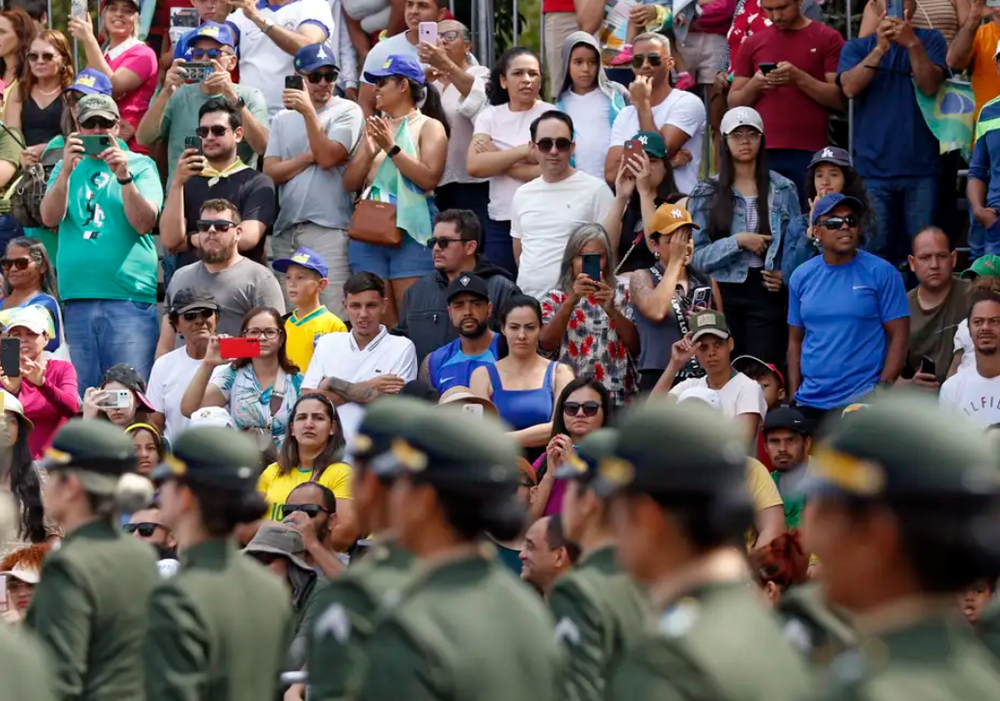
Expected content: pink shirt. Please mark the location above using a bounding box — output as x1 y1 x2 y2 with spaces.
105 39 158 154
19 359 79 459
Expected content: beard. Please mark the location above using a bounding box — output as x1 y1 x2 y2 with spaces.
977 343 998 357
458 319 489 339
201 241 237 264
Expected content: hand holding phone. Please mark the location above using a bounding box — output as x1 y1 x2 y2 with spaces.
581 253 602 283
759 62 779 75
285 75 304 91
418 21 438 44
919 355 937 379
691 286 712 310
79 134 112 156
0 339 19 378
220 337 261 359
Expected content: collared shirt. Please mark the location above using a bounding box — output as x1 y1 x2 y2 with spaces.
208 363 303 445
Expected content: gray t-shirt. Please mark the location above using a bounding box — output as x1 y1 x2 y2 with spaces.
265 97 364 233
165 258 286 337
360 32 422 85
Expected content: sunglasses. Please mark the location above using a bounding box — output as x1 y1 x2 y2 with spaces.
307 71 339 84
123 522 164 537
280 503 329 518
27 52 57 62
563 401 601 417
427 237 467 249
80 116 116 129
190 48 222 60
0 257 30 271
818 215 858 230
195 125 230 138
631 53 663 68
181 309 215 322
196 219 237 233
535 137 572 153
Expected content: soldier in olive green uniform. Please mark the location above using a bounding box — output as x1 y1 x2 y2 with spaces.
799 396 1000 701
977 599 1000 661
145 427 292 701
593 400 813 701
0 616 56 701
551 428 647 701
776 582 858 667
26 420 160 701
304 397 420 701
348 403 561 701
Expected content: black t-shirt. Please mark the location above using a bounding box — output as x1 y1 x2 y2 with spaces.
179 168 277 268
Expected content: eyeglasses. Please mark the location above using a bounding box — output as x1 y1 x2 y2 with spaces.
535 137 572 153
280 503 329 518
195 219 237 233
80 116 116 129
818 215 859 230
563 400 601 417
190 48 223 60
426 237 467 249
0 257 30 271
195 125 230 138
181 309 215 322
123 522 164 537
307 70 339 84
244 327 281 339
726 130 762 143
631 53 663 68
27 52 57 63
441 30 467 41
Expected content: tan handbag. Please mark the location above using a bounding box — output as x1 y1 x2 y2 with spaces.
348 187 404 247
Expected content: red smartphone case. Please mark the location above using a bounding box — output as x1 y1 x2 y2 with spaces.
219 337 261 359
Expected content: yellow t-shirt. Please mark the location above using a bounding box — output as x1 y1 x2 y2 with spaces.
284 307 347 372
257 461 353 522
746 457 784 550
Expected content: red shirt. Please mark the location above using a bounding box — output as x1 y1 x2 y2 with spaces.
543 0 575 12
733 21 844 152
19 359 79 460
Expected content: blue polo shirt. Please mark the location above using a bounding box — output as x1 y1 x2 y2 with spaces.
837 31 947 179
788 250 909 409
969 95 1000 209
427 333 502 394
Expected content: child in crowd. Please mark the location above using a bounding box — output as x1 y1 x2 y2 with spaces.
273 247 347 372
733 354 786 470
959 578 996 627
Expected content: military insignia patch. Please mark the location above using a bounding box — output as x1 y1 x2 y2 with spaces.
554 617 581 647
658 597 700 638
315 603 352 644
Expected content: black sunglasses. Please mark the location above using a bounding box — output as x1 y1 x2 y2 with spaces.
195 125 230 138
535 137 572 153
182 309 215 322
818 215 858 230
196 219 237 233
27 52 56 62
631 53 663 68
190 48 222 59
280 503 329 518
80 116 116 129
0 257 30 270
123 522 164 537
307 70 339 84
426 236 468 250
563 400 601 417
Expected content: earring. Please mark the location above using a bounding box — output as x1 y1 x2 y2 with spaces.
654 251 660 260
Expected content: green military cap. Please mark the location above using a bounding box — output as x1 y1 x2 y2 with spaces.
803 394 999 500
591 398 746 498
151 426 259 489
40 419 137 481
354 395 431 464
554 428 618 483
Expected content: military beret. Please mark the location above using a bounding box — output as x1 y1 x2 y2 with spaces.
554 428 618 483
151 426 260 489
40 419 137 476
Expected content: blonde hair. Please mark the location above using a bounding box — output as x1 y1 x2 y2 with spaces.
101 0 139 41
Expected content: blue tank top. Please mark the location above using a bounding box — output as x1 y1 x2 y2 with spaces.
486 361 556 431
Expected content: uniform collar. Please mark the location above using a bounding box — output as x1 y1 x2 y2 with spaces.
853 595 956 637
647 548 749 611
63 517 118 544
576 543 617 570
181 537 236 570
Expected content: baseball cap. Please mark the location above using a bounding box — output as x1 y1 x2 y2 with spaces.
39 419 138 489
101 363 155 414
294 42 339 74
648 203 700 239
675 386 722 410
763 407 809 435
437 385 498 415
243 523 312 571
189 405 236 428
720 107 764 136
65 68 113 97
169 287 219 316
77 94 120 123
689 309 730 342
272 247 329 279
732 355 785 389
631 131 666 158
810 193 864 225
808 146 852 170
364 53 426 86
190 21 235 48
962 255 1000 279
3 304 54 336
0 566 39 584
0 389 32 431
445 272 489 304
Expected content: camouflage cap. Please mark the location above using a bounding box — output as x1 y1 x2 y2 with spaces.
354 395 431 467
591 398 747 498
554 428 618 483
803 394 1000 500
40 419 137 478
151 426 260 489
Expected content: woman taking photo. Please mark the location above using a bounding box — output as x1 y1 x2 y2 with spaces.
0 390 49 559
6 30 73 167
67 0 156 151
0 9 35 116
344 53 449 330
470 295 574 456
125 422 164 477
539 224 639 407
82 363 156 430
0 237 60 354
467 47 554 277
257 393 358 551
181 306 303 452
689 107 799 366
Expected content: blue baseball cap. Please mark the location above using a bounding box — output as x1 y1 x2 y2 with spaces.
272 247 329 278
294 43 339 74
811 193 864 226
189 21 236 49
65 68 113 97
364 53 425 85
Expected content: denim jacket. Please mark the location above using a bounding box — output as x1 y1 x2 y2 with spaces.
688 172 800 283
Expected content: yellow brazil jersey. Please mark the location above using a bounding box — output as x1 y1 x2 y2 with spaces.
285 307 347 372
257 461 354 522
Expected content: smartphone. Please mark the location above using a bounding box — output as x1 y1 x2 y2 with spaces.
220 337 261 359
624 139 641 155
285 75 304 91
71 0 88 19
418 21 438 44
581 253 601 283
180 61 212 83
0 338 18 378
691 286 712 309
79 134 112 156
759 62 779 75
184 135 203 155
886 0 904 19
919 354 937 378
96 389 131 409
461 403 484 418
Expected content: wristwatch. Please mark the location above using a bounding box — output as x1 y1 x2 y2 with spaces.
234 96 246 111
386 145 401 159
117 174 134 185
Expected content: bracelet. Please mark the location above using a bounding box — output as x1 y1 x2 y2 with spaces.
386 145 401 159
117 174 134 185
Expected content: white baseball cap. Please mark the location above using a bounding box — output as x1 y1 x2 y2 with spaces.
0 566 40 584
2 304 53 336
675 386 722 411
720 107 764 136
189 406 236 428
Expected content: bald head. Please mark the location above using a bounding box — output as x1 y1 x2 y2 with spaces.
909 226 955 293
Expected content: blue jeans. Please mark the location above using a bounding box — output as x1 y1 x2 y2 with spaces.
766 148 813 211
484 218 517 279
0 214 24 251
864 176 937 266
968 201 1000 259
63 299 159 392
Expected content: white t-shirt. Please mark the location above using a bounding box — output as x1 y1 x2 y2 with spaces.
232 0 336 121
360 32 422 85
511 170 616 300
302 326 418 446
146 346 203 442
939 365 1000 428
472 101 557 221
561 89 611 181
669 372 767 420
609 89 706 195
953 318 975 371
435 65 490 187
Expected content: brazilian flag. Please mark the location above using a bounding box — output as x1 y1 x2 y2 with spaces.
914 78 975 161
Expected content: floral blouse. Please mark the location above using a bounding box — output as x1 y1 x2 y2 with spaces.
541 279 637 407
209 364 303 447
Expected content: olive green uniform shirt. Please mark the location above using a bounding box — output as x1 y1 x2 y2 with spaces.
25 518 159 701
777 583 858 667
608 580 813 701
144 538 292 701
549 545 647 701
977 598 1000 662
0 623 57 701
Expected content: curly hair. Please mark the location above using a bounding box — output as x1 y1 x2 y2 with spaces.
0 541 50 574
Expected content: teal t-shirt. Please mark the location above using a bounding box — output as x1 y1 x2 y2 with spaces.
47 150 163 303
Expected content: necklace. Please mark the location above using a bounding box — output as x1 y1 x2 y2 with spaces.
35 85 61 96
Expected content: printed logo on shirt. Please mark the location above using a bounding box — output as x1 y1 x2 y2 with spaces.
852 285 870 291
